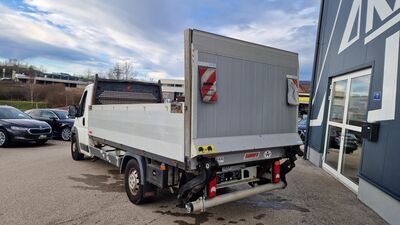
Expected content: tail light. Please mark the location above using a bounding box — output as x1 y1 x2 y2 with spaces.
273 160 281 183
208 177 217 198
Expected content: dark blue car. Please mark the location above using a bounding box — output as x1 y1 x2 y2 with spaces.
298 118 307 143
0 106 52 147
26 109 74 141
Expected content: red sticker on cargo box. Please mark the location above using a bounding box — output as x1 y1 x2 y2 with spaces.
244 152 260 160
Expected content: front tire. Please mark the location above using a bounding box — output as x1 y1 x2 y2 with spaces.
71 135 84 160
125 160 146 204
61 127 71 141
0 129 9 147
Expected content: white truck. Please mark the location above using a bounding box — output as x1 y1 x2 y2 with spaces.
68 29 303 213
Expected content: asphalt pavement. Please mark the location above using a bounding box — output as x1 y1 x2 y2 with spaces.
0 140 387 225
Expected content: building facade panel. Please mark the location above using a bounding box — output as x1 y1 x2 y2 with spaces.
308 1 400 222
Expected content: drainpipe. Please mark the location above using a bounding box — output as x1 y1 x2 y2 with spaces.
304 0 325 159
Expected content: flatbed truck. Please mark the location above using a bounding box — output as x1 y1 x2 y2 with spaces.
68 29 303 213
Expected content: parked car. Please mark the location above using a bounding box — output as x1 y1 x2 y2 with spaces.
25 109 74 141
298 118 308 143
329 128 358 154
0 105 52 147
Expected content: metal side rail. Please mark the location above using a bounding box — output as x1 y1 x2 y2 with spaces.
185 181 286 213
89 146 123 167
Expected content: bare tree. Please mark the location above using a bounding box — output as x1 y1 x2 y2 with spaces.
106 63 124 80
121 60 137 80
86 68 92 80
28 74 36 103
114 63 122 80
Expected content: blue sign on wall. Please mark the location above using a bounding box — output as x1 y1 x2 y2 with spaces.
373 91 381 101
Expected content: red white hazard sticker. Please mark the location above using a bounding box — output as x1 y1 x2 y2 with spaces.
244 152 260 160
199 66 217 103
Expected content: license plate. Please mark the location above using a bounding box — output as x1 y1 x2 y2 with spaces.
39 135 47 139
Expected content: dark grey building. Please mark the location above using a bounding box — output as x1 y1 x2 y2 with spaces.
306 0 400 224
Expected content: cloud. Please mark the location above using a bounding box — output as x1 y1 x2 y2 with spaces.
0 0 319 80
147 71 167 80
217 6 318 78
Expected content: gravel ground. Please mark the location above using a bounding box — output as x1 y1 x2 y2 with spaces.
0 140 387 225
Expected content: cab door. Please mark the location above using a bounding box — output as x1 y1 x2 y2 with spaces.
75 90 89 153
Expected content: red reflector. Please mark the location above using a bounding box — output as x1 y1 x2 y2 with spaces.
273 160 281 184
244 152 260 160
208 177 217 198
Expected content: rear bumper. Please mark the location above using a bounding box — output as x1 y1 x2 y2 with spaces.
186 181 286 213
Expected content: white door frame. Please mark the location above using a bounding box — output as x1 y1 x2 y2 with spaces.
322 68 372 193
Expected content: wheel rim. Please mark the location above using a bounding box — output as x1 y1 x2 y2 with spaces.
128 169 140 195
62 128 71 140
0 131 5 146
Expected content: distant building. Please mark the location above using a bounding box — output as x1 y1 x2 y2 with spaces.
298 80 311 118
159 79 184 102
14 72 89 88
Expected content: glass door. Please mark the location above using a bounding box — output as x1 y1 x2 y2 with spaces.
323 69 371 192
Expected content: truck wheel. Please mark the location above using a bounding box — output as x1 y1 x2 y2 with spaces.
0 129 9 147
71 135 84 160
125 160 146 204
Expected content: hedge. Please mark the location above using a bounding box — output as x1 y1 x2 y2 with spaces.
0 100 48 111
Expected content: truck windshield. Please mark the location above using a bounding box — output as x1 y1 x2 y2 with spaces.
54 110 69 119
0 107 31 119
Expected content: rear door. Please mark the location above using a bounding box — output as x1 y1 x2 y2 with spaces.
185 29 302 161
39 110 59 131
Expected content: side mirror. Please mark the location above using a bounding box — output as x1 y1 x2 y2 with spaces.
68 105 78 118
50 116 58 121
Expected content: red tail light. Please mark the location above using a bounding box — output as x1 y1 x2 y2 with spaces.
208 177 217 198
273 160 281 183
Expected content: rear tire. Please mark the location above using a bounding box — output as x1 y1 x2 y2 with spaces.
71 135 84 160
125 160 147 204
61 127 71 141
0 129 9 147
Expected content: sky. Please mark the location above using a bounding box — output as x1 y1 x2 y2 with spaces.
0 0 320 80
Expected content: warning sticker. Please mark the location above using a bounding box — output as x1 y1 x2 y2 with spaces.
197 145 216 154
244 152 260 160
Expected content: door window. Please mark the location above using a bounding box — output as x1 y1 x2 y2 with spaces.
329 80 347 123
78 91 87 117
341 129 363 184
346 75 371 127
325 126 342 170
40 110 57 119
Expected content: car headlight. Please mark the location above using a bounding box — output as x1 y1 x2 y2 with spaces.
10 126 28 131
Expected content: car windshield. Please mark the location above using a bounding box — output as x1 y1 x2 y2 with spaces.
0 107 31 119
53 110 69 119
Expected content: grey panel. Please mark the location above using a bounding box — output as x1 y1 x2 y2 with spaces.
308 0 400 200
192 30 299 139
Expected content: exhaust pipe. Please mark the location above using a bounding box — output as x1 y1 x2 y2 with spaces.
185 181 285 213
